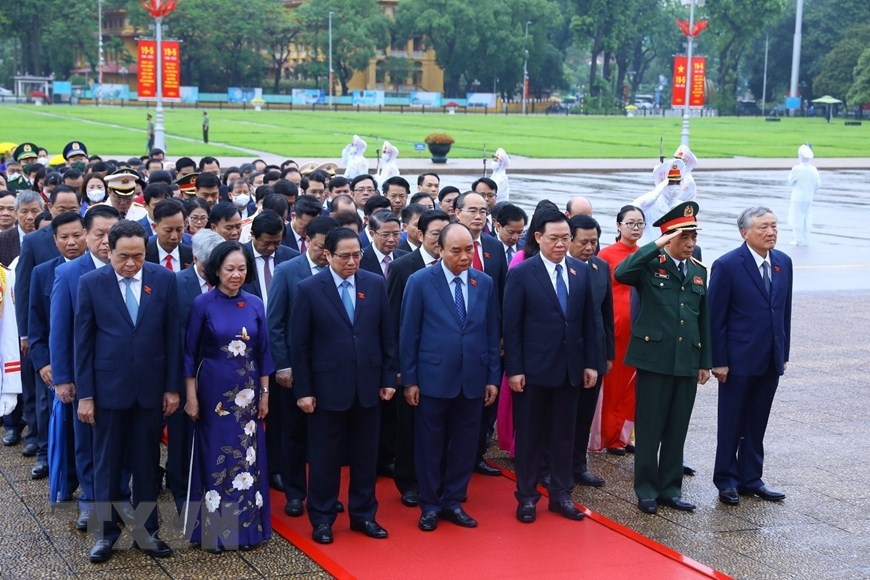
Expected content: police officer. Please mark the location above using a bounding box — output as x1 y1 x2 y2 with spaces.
614 201 711 515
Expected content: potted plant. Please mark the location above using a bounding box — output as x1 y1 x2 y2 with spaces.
251 97 265 111
424 132 454 163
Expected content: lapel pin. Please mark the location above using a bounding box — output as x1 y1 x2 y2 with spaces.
236 301 246 308
659 254 667 263
357 292 366 299
483 252 491 259
569 268 576 276
774 266 781 273
143 285 152 294
591 263 598 270
470 278 478 286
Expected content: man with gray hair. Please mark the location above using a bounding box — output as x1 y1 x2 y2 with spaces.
165 228 224 511
709 207 793 506
0 190 44 267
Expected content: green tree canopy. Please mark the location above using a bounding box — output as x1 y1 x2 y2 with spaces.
846 48 870 106
813 24 870 103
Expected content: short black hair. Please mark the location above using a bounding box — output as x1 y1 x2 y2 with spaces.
350 174 378 192
108 219 148 250
262 193 289 217
153 198 186 223
184 196 210 217
207 201 241 228
363 195 391 217
328 176 350 192
409 191 432 205
34 210 53 230
144 182 172 205
251 209 285 238
263 170 282 183
438 185 460 202
496 203 528 227
569 214 601 238
148 169 173 185
418 210 451 235
471 177 498 193
63 169 83 181
532 208 568 234
195 172 221 189
329 194 355 213
51 212 84 235
205 241 255 287
368 209 400 232
199 156 220 170
383 175 410 194
83 204 121 229
293 195 323 218
417 172 439 186
254 184 274 203
272 179 298 199
334 210 363 231
437 222 471 249
325 227 361 253
175 157 196 172
50 185 80 205
222 166 240 185
307 169 329 185
306 215 339 239
401 203 426 224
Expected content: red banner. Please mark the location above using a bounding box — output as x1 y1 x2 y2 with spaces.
671 56 706 107
137 39 181 100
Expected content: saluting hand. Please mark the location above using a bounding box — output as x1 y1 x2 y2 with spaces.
655 229 684 249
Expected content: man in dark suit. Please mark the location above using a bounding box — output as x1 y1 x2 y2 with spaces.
27 213 88 482
145 198 193 271
75 220 180 563
504 209 598 523
0 189 43 268
397 203 426 253
401 223 500 532
138 182 171 236
454 191 506 476
471 177 499 236
283 195 321 252
9 186 79 452
359 195 391 250
267 216 337 517
615 202 711 515
710 207 792 506
493 203 527 267
291 227 397 545
385 210 450 507
568 215 614 487
50 205 121 531
165 228 224 512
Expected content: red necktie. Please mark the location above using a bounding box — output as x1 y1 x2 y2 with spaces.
299 237 307 254
472 241 483 271
263 256 272 292
164 255 174 271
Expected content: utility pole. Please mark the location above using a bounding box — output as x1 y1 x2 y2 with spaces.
522 21 531 115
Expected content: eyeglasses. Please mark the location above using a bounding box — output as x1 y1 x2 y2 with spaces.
544 235 572 244
353 187 377 194
461 208 487 216
619 221 645 229
334 252 362 261
375 231 401 239
189 215 208 222
481 192 497 200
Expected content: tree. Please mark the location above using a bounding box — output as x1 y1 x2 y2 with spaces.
261 6 302 94
846 48 870 106
295 0 390 96
383 56 414 91
813 25 870 102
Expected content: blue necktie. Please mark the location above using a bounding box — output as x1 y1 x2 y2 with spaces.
123 277 139 323
506 246 515 264
762 261 771 295
555 264 568 316
453 276 466 326
340 280 355 322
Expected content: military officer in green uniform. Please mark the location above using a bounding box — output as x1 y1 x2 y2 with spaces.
7 143 40 193
614 201 711 515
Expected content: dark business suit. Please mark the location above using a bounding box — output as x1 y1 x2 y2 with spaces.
709 243 792 492
282 223 301 251
503 254 598 503
385 249 427 494
241 242 299 300
0 226 20 267
401 264 501 513
267 254 319 504
75 263 180 542
137 215 156 236
291 268 397 528
10 227 59 447
144 240 193 270
359 247 408 278
572 256 615 476
396 238 415 254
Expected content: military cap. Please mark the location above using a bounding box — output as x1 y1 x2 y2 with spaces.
297 161 318 176
316 162 338 177
12 142 39 162
62 141 88 161
666 158 685 184
105 168 142 196
654 201 700 234
175 172 199 196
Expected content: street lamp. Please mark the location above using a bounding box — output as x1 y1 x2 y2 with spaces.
328 11 334 109
98 0 104 106
679 0 704 148
788 0 804 116
522 20 531 115
141 0 178 152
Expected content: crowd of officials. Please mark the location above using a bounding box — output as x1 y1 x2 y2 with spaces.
0 140 793 563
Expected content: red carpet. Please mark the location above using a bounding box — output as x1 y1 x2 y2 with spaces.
270 465 730 580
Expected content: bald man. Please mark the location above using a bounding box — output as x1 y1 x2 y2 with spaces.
565 197 593 217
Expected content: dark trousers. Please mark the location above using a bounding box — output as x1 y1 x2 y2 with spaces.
307 400 380 527
92 404 162 543
393 393 417 494
265 374 284 478
4 353 37 443
714 366 780 491
280 389 309 502
202 128 208 143
475 392 498 464
634 370 697 501
415 393 483 513
572 376 602 475
378 396 397 472
35 374 53 461
165 391 191 511
513 379 579 503
73 399 133 510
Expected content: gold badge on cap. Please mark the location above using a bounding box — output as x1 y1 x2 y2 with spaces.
684 205 694 217
23 144 32 152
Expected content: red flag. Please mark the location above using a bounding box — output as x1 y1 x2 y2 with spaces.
676 19 692 36
693 19 709 37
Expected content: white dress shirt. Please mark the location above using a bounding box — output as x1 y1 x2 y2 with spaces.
441 262 469 306
252 246 272 306
746 245 771 280
539 253 568 295
420 247 439 266
330 269 356 309
115 269 142 304
157 244 181 272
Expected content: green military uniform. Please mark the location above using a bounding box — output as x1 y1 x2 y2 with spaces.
7 142 39 192
614 202 711 505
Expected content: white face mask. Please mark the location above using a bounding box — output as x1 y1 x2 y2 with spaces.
37 156 49 167
6 172 20 181
232 194 251 208
87 189 106 203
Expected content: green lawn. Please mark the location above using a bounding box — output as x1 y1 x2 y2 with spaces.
1 104 867 159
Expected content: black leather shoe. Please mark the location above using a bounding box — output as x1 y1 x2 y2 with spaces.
624 443 636 454
475 461 501 476
31 460 49 480
719 488 740 505
239 543 258 552
2 429 21 446
401 490 419 507
89 539 114 563
638 498 658 514
21 442 38 457
133 533 173 558
418 511 439 532
683 463 697 476
350 520 388 539
516 500 536 523
335 500 345 513
739 485 785 501
75 510 92 532
202 545 224 554
312 524 333 544
606 447 626 456
284 499 304 517
269 474 286 492
574 471 605 487
548 499 585 521
657 496 696 512
439 507 478 528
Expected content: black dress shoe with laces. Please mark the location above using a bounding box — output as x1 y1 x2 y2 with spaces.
548 499 585 520
739 485 785 501
637 498 657 514
284 499 304 517
401 490 419 507
439 507 478 527
718 488 740 505
418 511 439 531
350 520 388 539
475 461 501 476
574 471 605 487
312 523 333 544
657 496 696 512
516 500 536 523
133 533 173 557
89 539 114 563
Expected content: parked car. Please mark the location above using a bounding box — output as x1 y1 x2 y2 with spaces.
0 87 13 96
633 94 655 110
736 100 762 116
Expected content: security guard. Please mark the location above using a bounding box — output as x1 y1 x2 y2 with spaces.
62 141 89 171
614 201 711 515
7 143 40 192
